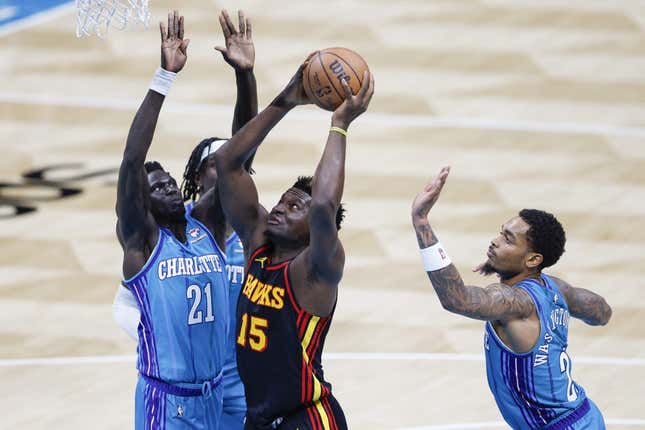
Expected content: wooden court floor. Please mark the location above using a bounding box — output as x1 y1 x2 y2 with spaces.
1 0 644 428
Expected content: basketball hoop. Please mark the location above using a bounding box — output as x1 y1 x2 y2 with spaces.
75 0 150 38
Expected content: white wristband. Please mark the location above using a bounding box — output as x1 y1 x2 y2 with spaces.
420 242 452 272
149 67 177 96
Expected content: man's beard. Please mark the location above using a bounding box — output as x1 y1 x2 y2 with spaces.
480 262 517 282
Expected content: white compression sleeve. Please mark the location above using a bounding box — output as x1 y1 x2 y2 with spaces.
112 284 141 341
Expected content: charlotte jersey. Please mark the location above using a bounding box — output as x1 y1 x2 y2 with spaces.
123 209 229 383
222 230 247 412
237 245 341 428
484 273 589 429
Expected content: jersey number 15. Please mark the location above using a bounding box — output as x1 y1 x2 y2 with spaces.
237 313 269 352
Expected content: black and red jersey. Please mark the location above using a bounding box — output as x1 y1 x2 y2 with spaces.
236 245 345 430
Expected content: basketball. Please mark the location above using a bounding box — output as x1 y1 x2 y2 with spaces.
303 47 370 111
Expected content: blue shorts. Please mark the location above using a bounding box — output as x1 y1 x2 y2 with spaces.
222 363 246 430
135 374 224 430
570 399 606 430
547 398 606 430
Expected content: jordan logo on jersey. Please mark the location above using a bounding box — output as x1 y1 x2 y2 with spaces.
254 256 269 268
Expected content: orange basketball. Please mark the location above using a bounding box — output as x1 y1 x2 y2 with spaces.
302 47 370 111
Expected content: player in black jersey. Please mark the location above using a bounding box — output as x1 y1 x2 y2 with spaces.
214 57 374 430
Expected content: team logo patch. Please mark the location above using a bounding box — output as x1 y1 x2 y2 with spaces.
188 227 201 238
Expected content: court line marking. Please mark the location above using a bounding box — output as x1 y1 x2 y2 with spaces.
396 419 645 429
3 353 642 427
3 91 645 138
1 352 644 367
0 2 75 38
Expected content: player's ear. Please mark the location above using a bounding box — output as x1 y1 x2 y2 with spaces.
525 252 543 270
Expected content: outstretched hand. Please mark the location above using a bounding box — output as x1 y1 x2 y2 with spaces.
215 10 254 71
159 10 190 73
273 52 317 108
411 166 451 222
331 71 375 129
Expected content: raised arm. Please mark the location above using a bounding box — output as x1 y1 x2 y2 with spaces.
215 10 258 135
190 10 258 247
116 11 189 277
214 10 258 138
214 60 311 251
305 72 374 284
411 168 534 321
551 276 612 325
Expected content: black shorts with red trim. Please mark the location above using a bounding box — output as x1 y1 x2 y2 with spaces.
244 395 347 430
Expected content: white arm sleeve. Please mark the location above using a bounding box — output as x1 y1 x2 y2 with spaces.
112 284 141 341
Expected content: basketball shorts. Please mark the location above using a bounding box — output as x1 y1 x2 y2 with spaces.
545 398 606 430
244 395 347 430
569 398 606 430
135 372 224 430
222 362 246 430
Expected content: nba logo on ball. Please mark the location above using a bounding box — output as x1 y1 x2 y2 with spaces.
303 47 370 111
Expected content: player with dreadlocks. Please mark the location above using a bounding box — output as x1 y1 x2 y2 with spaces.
411 166 612 430
114 9 257 430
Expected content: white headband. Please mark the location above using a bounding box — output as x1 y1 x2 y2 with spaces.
198 139 227 168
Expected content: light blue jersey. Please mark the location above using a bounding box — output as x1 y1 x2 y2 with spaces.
184 203 246 429
221 231 246 428
124 211 229 383
484 273 605 429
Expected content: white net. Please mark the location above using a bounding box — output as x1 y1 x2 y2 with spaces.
76 0 150 38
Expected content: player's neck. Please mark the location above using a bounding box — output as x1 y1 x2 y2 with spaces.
270 241 305 264
502 270 541 287
160 219 187 243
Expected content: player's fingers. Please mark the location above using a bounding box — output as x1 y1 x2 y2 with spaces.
214 46 227 54
358 70 371 100
167 12 173 39
238 10 246 35
219 13 231 39
294 61 310 81
171 11 177 39
246 17 252 39
159 22 167 42
178 15 184 40
423 177 435 192
222 9 237 35
173 10 179 39
437 167 450 188
363 72 375 105
340 77 353 99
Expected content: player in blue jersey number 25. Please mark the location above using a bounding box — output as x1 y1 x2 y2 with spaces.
411 166 612 430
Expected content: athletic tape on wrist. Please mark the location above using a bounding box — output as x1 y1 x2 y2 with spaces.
419 242 452 272
150 67 177 96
